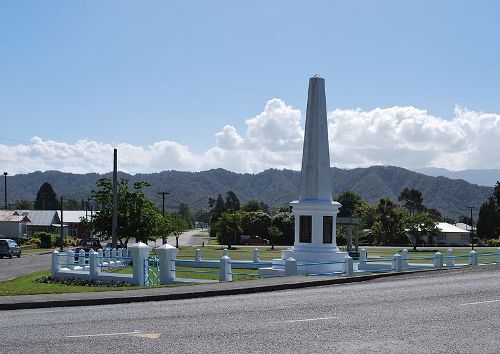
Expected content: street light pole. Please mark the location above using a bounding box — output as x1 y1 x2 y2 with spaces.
158 192 170 244
465 206 475 250
3 172 7 210
60 196 64 251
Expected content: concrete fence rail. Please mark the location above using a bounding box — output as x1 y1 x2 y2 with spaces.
51 246 500 286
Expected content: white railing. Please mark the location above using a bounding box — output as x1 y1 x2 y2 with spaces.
52 245 500 286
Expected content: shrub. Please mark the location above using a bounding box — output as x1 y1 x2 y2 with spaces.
36 232 53 248
24 238 42 247
488 238 500 247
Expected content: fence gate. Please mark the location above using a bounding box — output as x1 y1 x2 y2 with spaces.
144 256 160 286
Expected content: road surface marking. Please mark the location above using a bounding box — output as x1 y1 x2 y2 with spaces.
66 330 141 338
461 299 500 306
132 332 161 339
281 316 338 323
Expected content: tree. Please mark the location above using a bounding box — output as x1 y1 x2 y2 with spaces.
356 203 378 230
88 178 161 246
178 202 193 227
225 191 241 213
209 194 226 224
240 211 272 239
398 187 423 214
34 182 60 210
335 191 365 217
241 200 268 213
422 207 442 222
477 197 498 239
64 198 81 210
169 213 189 248
13 199 33 210
372 198 408 245
272 211 294 245
213 212 242 249
494 181 500 209
405 211 441 250
267 225 283 250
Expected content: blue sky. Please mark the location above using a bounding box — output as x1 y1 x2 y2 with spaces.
1 1 500 174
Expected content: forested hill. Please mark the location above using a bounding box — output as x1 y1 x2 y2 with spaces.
2 166 494 219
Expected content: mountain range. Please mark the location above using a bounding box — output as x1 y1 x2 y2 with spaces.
1 166 496 220
414 167 500 187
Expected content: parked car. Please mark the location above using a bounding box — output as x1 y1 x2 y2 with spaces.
0 239 21 258
239 235 269 246
73 238 103 253
104 240 126 250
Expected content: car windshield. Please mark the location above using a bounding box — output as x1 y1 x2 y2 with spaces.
7 241 17 246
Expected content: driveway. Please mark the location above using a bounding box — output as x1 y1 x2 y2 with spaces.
146 229 210 248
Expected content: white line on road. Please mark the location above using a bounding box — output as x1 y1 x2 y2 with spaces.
461 299 500 306
280 316 338 323
66 330 141 338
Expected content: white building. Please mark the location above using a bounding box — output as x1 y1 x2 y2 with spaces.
433 222 470 246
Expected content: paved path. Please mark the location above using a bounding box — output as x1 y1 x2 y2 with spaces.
147 228 210 248
1 265 498 353
0 252 51 281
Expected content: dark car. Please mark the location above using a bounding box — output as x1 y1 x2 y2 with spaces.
0 239 21 258
239 235 269 246
104 241 125 250
74 238 103 253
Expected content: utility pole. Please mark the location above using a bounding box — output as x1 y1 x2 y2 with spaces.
60 197 64 251
465 206 475 250
158 192 170 244
112 149 118 249
3 172 7 210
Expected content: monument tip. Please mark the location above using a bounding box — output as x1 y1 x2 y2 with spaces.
312 74 322 79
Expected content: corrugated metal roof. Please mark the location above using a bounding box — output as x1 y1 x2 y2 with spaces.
56 210 95 224
16 210 59 226
0 211 30 223
437 222 470 234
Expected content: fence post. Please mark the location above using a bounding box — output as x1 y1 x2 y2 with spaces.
195 248 201 262
78 249 86 267
67 250 75 270
97 249 103 266
446 248 454 267
496 247 500 264
434 252 443 269
360 248 367 265
219 255 232 282
129 242 152 286
344 255 354 277
89 250 99 279
253 248 260 263
401 249 409 270
51 250 60 278
156 244 179 284
469 250 478 266
285 257 298 276
392 253 402 272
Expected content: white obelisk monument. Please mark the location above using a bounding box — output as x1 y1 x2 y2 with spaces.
263 75 346 275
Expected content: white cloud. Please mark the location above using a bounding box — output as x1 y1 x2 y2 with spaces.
1 100 500 175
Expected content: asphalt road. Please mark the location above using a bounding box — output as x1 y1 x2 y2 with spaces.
0 252 51 281
1 265 498 353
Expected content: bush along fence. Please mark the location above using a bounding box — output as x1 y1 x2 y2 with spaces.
51 245 500 286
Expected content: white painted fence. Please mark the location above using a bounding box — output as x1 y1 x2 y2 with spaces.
52 246 500 286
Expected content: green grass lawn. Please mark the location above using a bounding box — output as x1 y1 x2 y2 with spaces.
176 245 286 261
0 271 138 296
20 248 54 255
